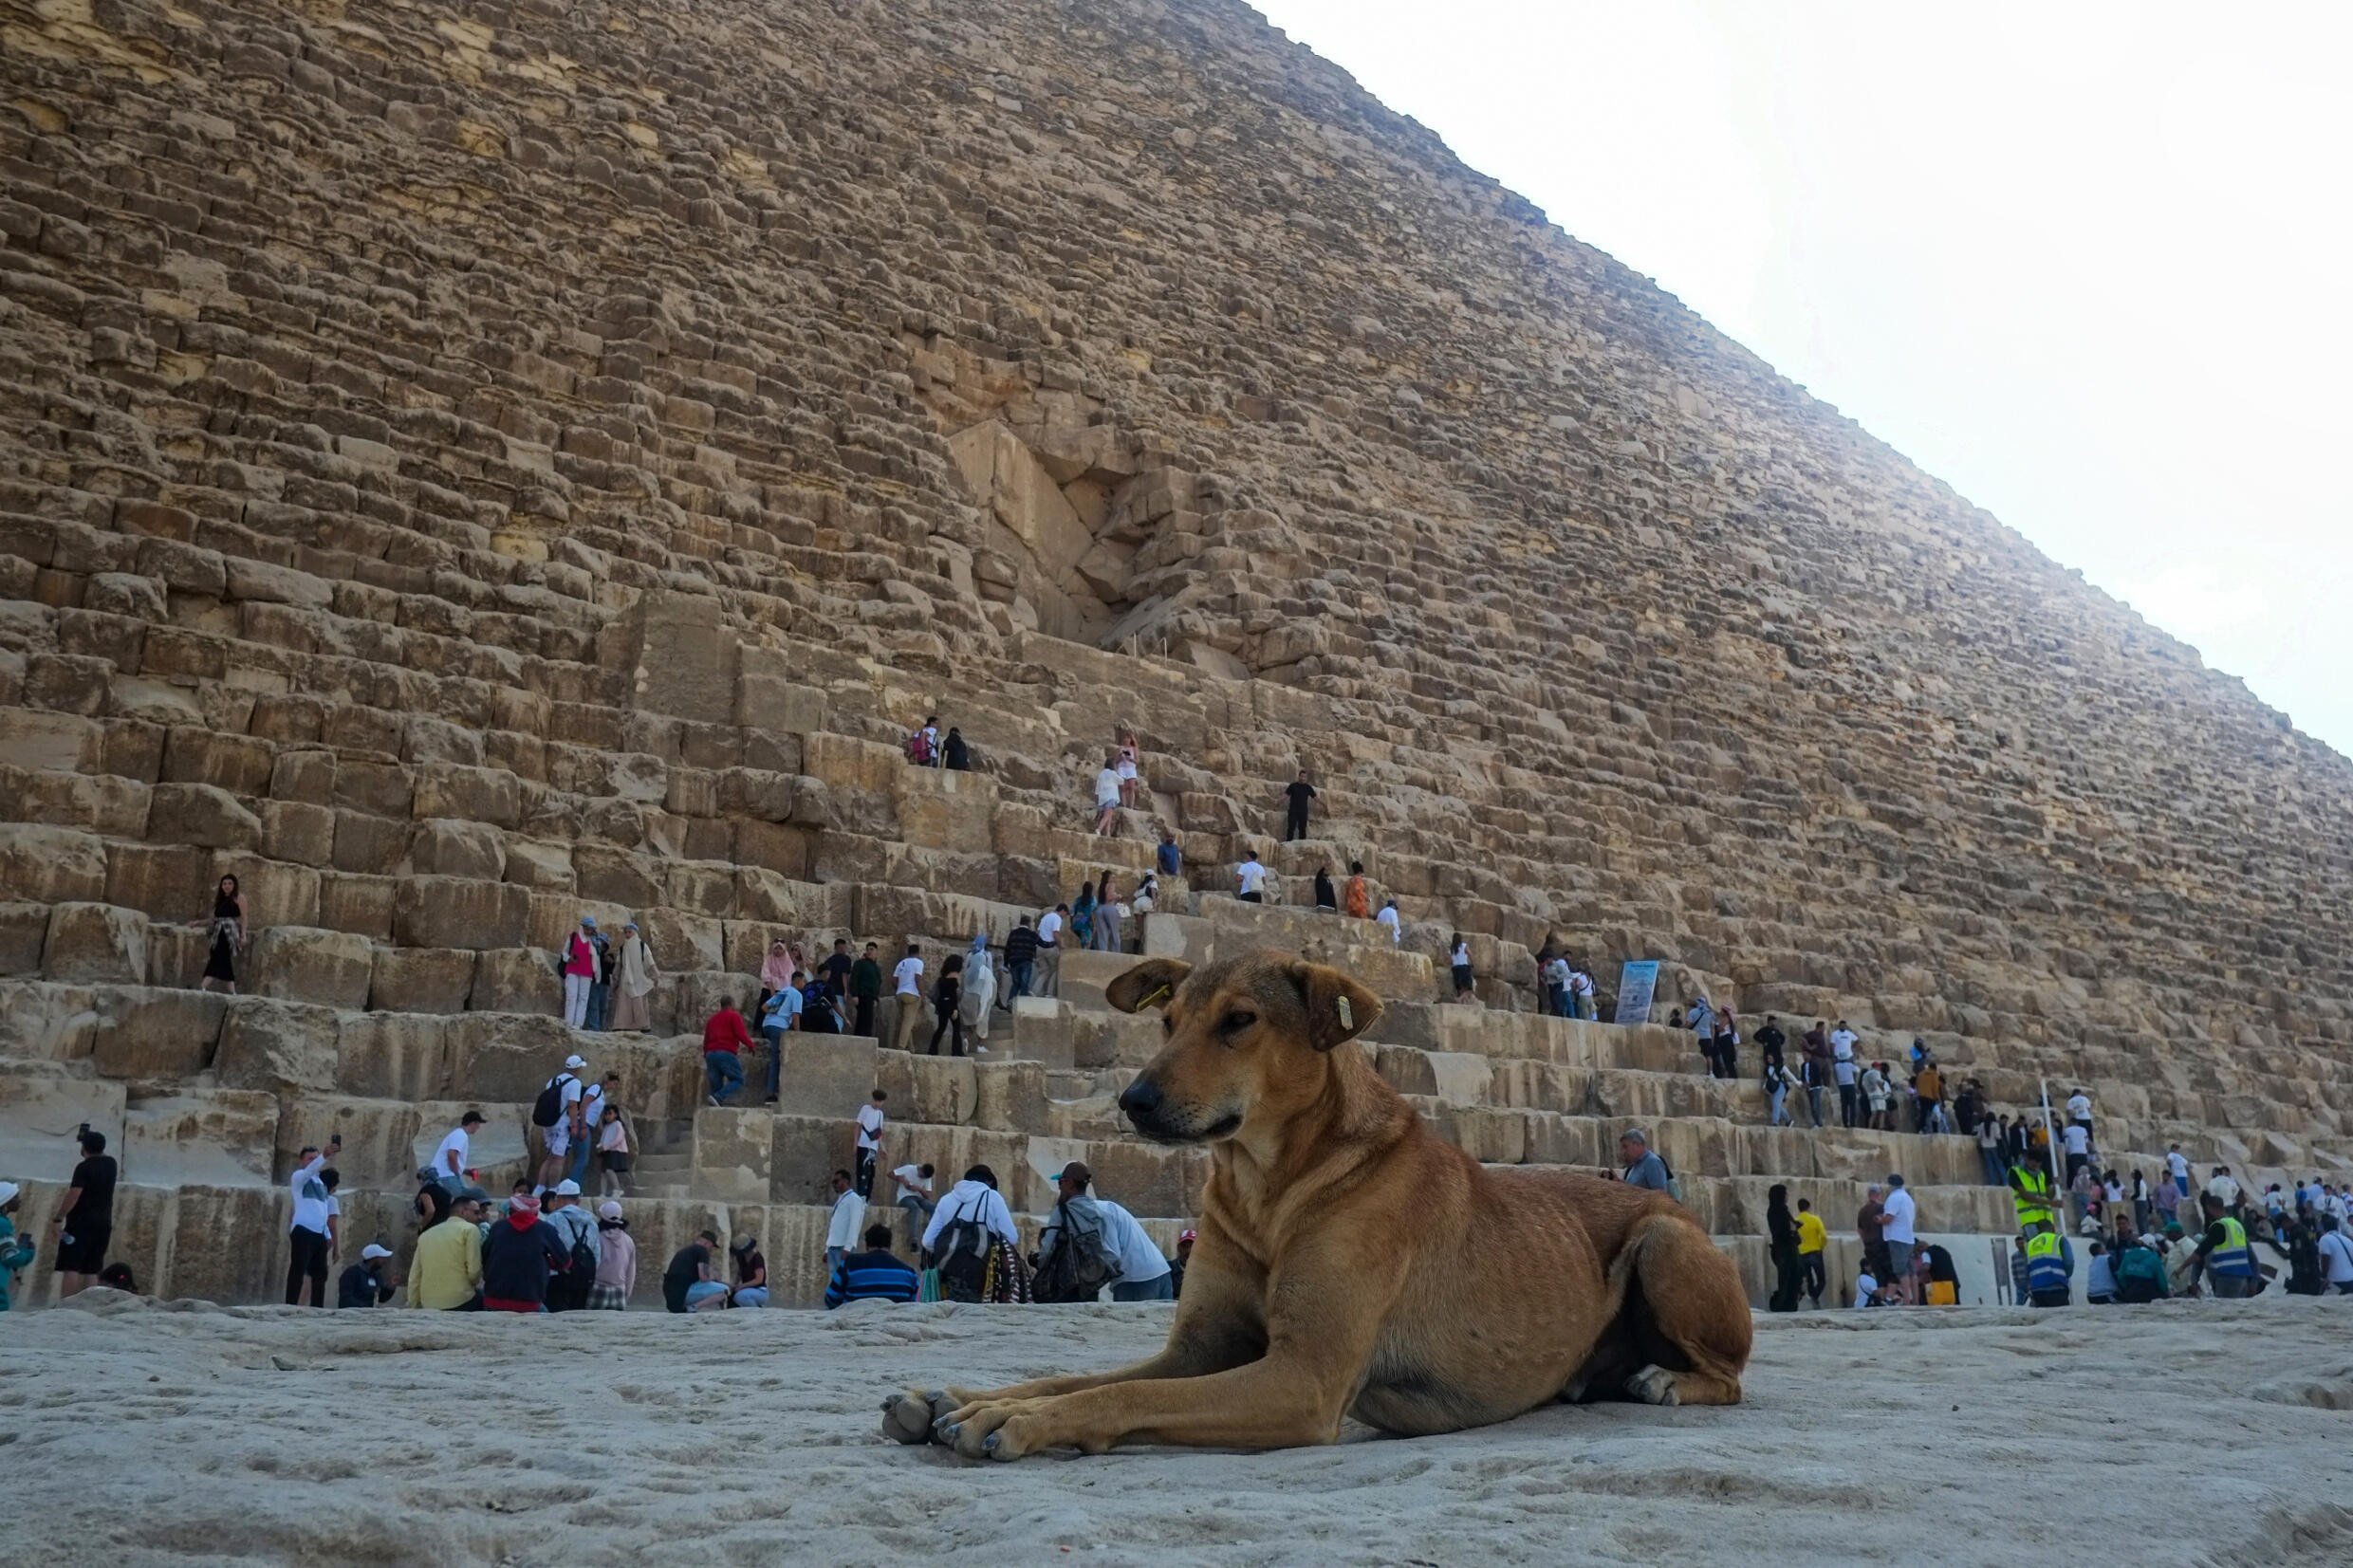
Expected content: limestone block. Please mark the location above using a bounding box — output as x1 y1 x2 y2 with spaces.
632 588 740 725
774 1033 879 1119
1072 1137 1208 1219
893 766 999 854
213 996 340 1094
393 876 529 950
665 971 759 1035
41 902 149 984
0 1063 124 1180
1004 996 1075 1069
331 810 408 875
273 1095 423 1189
90 986 228 1079
769 1112 860 1205
160 727 274 794
974 1058 1048 1136
0 980 99 1061
469 948 564 1015
122 1087 278 1186
443 1012 585 1102
572 843 660 909
0 823 107 902
216 855 319 931
339 1012 453 1102
316 872 397 940
641 910 727 973
410 818 508 880
878 1048 971 1126
0 708 103 771
368 946 475 1013
0 902 48 976
734 870 852 929
803 730 905 796
503 839 576 892
146 782 263 851
693 1106 775 1202
411 764 520 828
242 926 374 1009
1523 1111 1603 1167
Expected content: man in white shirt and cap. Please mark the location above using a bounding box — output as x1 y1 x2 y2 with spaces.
537 1054 588 1190
1236 852 1268 904
825 1168 866 1275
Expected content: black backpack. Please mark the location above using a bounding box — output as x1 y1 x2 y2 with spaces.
1033 1199 1122 1303
532 1073 576 1129
932 1198 992 1302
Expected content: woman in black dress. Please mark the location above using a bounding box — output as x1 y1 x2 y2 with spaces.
928 954 966 1057
200 874 247 993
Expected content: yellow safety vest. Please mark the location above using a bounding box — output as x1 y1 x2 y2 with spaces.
2010 1165 2054 1227
2208 1216 2255 1278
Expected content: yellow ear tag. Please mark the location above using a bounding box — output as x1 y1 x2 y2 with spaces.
1336 996 1353 1029
1139 984 1172 1009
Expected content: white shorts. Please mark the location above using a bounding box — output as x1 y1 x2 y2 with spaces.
544 1122 571 1156
1117 762 1137 781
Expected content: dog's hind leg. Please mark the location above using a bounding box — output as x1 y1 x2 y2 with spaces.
1617 1214 1753 1408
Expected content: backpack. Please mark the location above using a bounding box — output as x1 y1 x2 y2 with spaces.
1655 1153 1683 1205
931 1196 992 1302
532 1073 576 1129
905 730 935 766
565 1223 597 1282
1032 1199 1122 1303
2117 1245 2167 1299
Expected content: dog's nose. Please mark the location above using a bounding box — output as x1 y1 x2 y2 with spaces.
1119 1077 1162 1123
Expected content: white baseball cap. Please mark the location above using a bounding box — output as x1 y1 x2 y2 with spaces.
563 1054 586 1070
551 1179 581 1196
0 1181 18 1207
360 1244 393 1261
598 1201 623 1220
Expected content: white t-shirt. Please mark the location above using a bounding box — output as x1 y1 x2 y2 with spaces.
1544 958 1570 988
1829 1028 1858 1061
577 1080 605 1129
288 1156 333 1233
2167 1152 2190 1183
2066 1094 2091 1122
1094 767 1121 808
856 1103 884 1151
1037 911 1063 946
432 1126 470 1179
1096 1199 1170 1284
2320 1230 2353 1284
893 1164 931 1200
1451 942 1471 968
1569 971 1593 998
1880 1188 1918 1244
1853 1272 1879 1307
2062 1124 2089 1156
2206 1173 2239 1206
1376 906 1400 943
1236 859 1266 895
892 957 924 996
826 1189 865 1249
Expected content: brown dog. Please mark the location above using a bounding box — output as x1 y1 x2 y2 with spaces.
882 951 1751 1460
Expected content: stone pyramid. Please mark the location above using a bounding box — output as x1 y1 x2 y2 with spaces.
0 0 2345 1306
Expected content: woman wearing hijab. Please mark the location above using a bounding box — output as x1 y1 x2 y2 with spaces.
609 920 658 1033
959 932 998 1046
757 939 793 1014
1767 1184 1801 1313
1092 874 1122 952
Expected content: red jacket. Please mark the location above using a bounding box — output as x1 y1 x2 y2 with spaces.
702 1009 751 1056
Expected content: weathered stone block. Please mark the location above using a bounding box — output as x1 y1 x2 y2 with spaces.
123 1088 280 1186
393 876 529 950
0 901 48 976
337 1011 452 1101
0 823 107 903
410 817 507 879
774 1033 879 1119
42 901 149 984
470 947 564 1015
213 996 341 1094
146 782 263 850
444 1012 586 1102
91 986 227 1079
245 925 374 1009
369 946 475 1013
693 1106 774 1202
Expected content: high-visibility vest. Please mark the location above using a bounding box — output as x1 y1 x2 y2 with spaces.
2025 1230 2069 1295
2207 1216 2256 1278
2010 1165 2055 1227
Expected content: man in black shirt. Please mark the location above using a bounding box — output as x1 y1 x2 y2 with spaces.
1283 770 1316 840
53 1127 117 1299
822 939 854 1000
664 1229 722 1313
1003 917 1039 1000
847 943 883 1039
1754 1016 1788 1079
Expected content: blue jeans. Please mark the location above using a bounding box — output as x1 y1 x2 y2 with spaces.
684 1281 729 1311
1769 1082 1788 1126
565 1131 594 1190
765 1026 787 1098
732 1286 769 1309
706 1052 743 1104
1111 1272 1176 1301
587 982 611 1030
1009 959 1032 999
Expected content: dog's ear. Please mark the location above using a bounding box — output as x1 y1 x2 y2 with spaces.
1289 960 1381 1051
1105 958 1192 1014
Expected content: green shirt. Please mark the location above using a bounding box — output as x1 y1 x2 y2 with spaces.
848 957 883 1000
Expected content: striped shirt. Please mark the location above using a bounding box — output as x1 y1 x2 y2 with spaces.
824 1248 919 1308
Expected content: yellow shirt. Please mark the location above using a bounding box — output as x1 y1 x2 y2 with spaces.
406 1218 484 1309
1796 1211 1827 1255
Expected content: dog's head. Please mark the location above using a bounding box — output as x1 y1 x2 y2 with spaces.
1104 951 1382 1144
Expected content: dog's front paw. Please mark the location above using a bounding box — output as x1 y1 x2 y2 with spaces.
880 1389 958 1446
1625 1364 1681 1408
936 1395 1057 1462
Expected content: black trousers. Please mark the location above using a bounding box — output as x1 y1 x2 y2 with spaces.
928 999 964 1057
1839 1082 1861 1127
853 996 876 1038
1800 1251 1825 1305
855 1148 876 1199
1769 1241 1802 1313
286 1225 329 1306
1285 806 1308 840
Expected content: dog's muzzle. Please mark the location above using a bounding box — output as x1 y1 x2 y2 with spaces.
1118 1077 1239 1143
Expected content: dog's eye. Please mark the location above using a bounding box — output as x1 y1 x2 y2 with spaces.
1161 1016 1175 1038
1221 1011 1255 1035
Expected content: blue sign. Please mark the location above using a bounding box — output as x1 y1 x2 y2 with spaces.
1614 960 1660 1026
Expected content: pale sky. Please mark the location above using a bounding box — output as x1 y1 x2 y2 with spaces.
1253 1 2353 760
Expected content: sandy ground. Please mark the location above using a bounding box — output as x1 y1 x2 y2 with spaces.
7 1293 2352 1568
